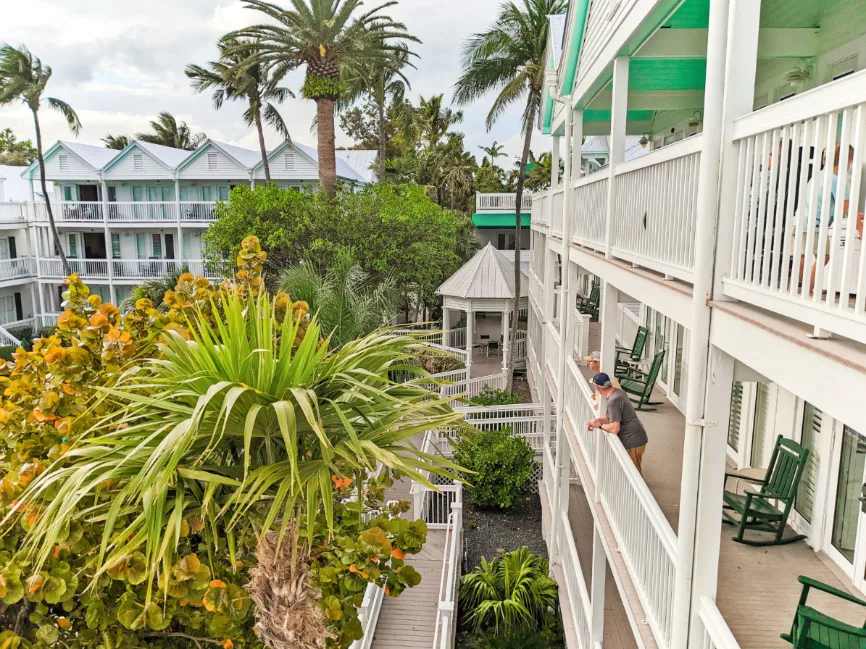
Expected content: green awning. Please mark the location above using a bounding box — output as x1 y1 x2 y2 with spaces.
472 213 531 228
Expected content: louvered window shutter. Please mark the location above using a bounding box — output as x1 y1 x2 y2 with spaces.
795 403 823 522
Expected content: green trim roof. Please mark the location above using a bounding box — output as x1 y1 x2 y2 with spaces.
472 213 531 228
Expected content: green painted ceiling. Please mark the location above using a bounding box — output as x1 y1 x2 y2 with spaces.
472 214 531 228
629 59 708 91
584 109 655 122
662 0 709 28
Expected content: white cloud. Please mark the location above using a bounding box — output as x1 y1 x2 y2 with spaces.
0 0 550 161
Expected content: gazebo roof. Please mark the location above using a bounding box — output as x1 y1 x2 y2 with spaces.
437 243 529 300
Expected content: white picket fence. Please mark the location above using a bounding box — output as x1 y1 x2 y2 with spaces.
432 488 463 649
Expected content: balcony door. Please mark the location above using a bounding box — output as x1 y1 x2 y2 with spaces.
825 424 866 592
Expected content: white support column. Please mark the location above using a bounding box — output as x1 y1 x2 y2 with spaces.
590 526 607 647
598 281 618 377
442 307 453 347
604 57 629 259
465 310 474 371
501 310 509 372
174 179 183 268
687 346 734 643
551 104 577 564
551 136 561 190
100 179 116 305
672 2 761 649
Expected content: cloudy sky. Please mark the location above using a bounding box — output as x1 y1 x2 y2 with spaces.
0 0 550 165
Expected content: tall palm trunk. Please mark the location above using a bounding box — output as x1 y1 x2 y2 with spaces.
254 108 271 181
506 93 538 390
377 98 386 182
316 97 337 197
33 109 70 276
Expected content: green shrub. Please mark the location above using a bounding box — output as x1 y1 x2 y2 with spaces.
454 427 535 508
469 386 521 406
0 346 15 362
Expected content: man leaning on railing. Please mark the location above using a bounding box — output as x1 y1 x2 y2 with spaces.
586 372 648 474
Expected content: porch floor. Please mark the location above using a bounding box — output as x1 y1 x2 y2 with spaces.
572 322 866 649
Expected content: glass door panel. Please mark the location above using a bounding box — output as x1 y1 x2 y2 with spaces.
831 426 866 563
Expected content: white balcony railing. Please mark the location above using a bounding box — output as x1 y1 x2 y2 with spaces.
39 258 109 278
612 135 702 282
106 203 177 221
571 308 591 362
559 512 593 649
572 172 608 251
180 202 218 221
0 257 35 280
545 321 560 390
112 259 223 280
697 597 741 649
476 192 533 212
725 71 866 344
0 203 30 222
58 202 103 221
551 188 565 237
349 582 386 649
432 485 463 649
532 192 550 227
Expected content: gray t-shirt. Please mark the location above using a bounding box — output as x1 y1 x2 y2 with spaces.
605 388 648 450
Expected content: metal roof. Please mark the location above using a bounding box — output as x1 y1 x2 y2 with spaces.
550 14 567 68
212 140 264 169
59 140 120 170
437 243 529 300
335 149 378 183
294 142 367 183
135 140 194 169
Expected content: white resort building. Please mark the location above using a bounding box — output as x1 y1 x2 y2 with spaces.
525 1 866 649
0 139 374 346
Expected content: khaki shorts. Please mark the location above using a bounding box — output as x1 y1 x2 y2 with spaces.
626 444 646 475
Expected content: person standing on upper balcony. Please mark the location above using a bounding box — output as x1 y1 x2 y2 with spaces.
790 143 865 294
586 372 648 475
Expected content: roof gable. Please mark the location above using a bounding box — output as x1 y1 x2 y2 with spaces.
177 140 258 176
437 243 529 300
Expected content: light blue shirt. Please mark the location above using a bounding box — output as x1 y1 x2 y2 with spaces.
797 169 851 231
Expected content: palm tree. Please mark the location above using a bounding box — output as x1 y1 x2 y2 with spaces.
479 140 506 167
459 547 558 634
119 264 189 312
416 94 463 148
343 46 414 181
102 134 130 150
453 0 566 388
186 37 293 180
0 45 81 276
279 248 397 348
229 0 418 197
136 110 206 150
13 289 465 643
431 134 476 209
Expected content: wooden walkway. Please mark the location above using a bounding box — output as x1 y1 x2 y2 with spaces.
568 322 866 649
369 475 449 649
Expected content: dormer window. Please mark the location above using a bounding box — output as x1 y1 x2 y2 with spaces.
208 152 218 171
284 151 295 171
133 154 143 171
58 154 69 171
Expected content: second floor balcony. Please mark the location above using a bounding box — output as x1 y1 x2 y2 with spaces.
29 201 219 224
475 192 534 213
38 258 224 281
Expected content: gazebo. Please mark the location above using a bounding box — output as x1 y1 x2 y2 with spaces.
437 243 529 372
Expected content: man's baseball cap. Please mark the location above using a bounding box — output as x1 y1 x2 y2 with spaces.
584 350 600 363
591 373 613 388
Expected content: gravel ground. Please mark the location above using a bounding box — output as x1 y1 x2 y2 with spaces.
513 376 533 403
461 490 547 571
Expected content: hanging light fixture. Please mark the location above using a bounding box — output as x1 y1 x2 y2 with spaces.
639 134 649 148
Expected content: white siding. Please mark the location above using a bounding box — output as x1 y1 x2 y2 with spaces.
253 147 320 181
36 146 98 181
178 144 249 180
104 146 173 180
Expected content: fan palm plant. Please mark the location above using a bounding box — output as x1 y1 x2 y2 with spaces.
343 45 414 181
136 110 206 150
453 0 566 389
279 248 398 348
102 133 130 150
228 0 418 196
186 36 293 180
459 547 558 635
0 44 81 276
12 288 464 599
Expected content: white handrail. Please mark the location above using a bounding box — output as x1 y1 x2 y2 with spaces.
348 580 386 649
432 486 463 649
559 512 593 649
0 325 21 347
697 597 741 649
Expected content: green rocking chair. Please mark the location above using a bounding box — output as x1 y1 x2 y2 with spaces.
782 575 866 648
576 285 600 322
615 326 649 379
619 349 665 411
722 435 809 546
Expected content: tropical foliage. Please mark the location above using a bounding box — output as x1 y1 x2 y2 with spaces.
203 183 471 319
279 248 397 348
136 110 206 150
119 264 191 313
186 36 293 179
0 44 81 276
459 548 558 635
469 386 521 407
0 236 467 648
229 0 418 196
101 134 131 150
0 128 37 165
454 0 566 387
454 427 535 509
